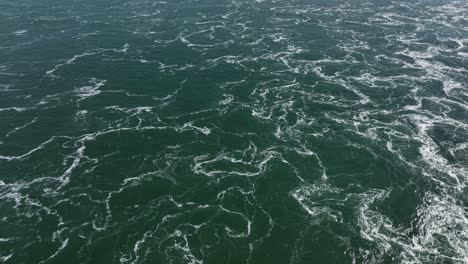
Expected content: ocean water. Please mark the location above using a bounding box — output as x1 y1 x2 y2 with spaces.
0 0 467 263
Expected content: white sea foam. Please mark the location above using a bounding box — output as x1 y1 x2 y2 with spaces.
77 78 107 100
2 0 468 263
6 117 38 137
14 29 27 35
46 52 96 77
0 137 56 161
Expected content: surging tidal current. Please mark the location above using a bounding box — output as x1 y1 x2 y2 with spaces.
1 0 467 263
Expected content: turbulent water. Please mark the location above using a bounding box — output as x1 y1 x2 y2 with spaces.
1 0 467 263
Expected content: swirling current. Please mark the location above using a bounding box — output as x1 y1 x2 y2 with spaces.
0 0 467 263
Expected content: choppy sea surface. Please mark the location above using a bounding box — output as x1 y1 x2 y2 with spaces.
1 0 467 263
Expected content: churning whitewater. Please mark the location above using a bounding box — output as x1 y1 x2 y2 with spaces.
0 0 467 263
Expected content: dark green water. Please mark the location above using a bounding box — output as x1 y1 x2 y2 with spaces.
1 0 468 263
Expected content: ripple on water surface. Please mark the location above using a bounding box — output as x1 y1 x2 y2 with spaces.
0 0 467 263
